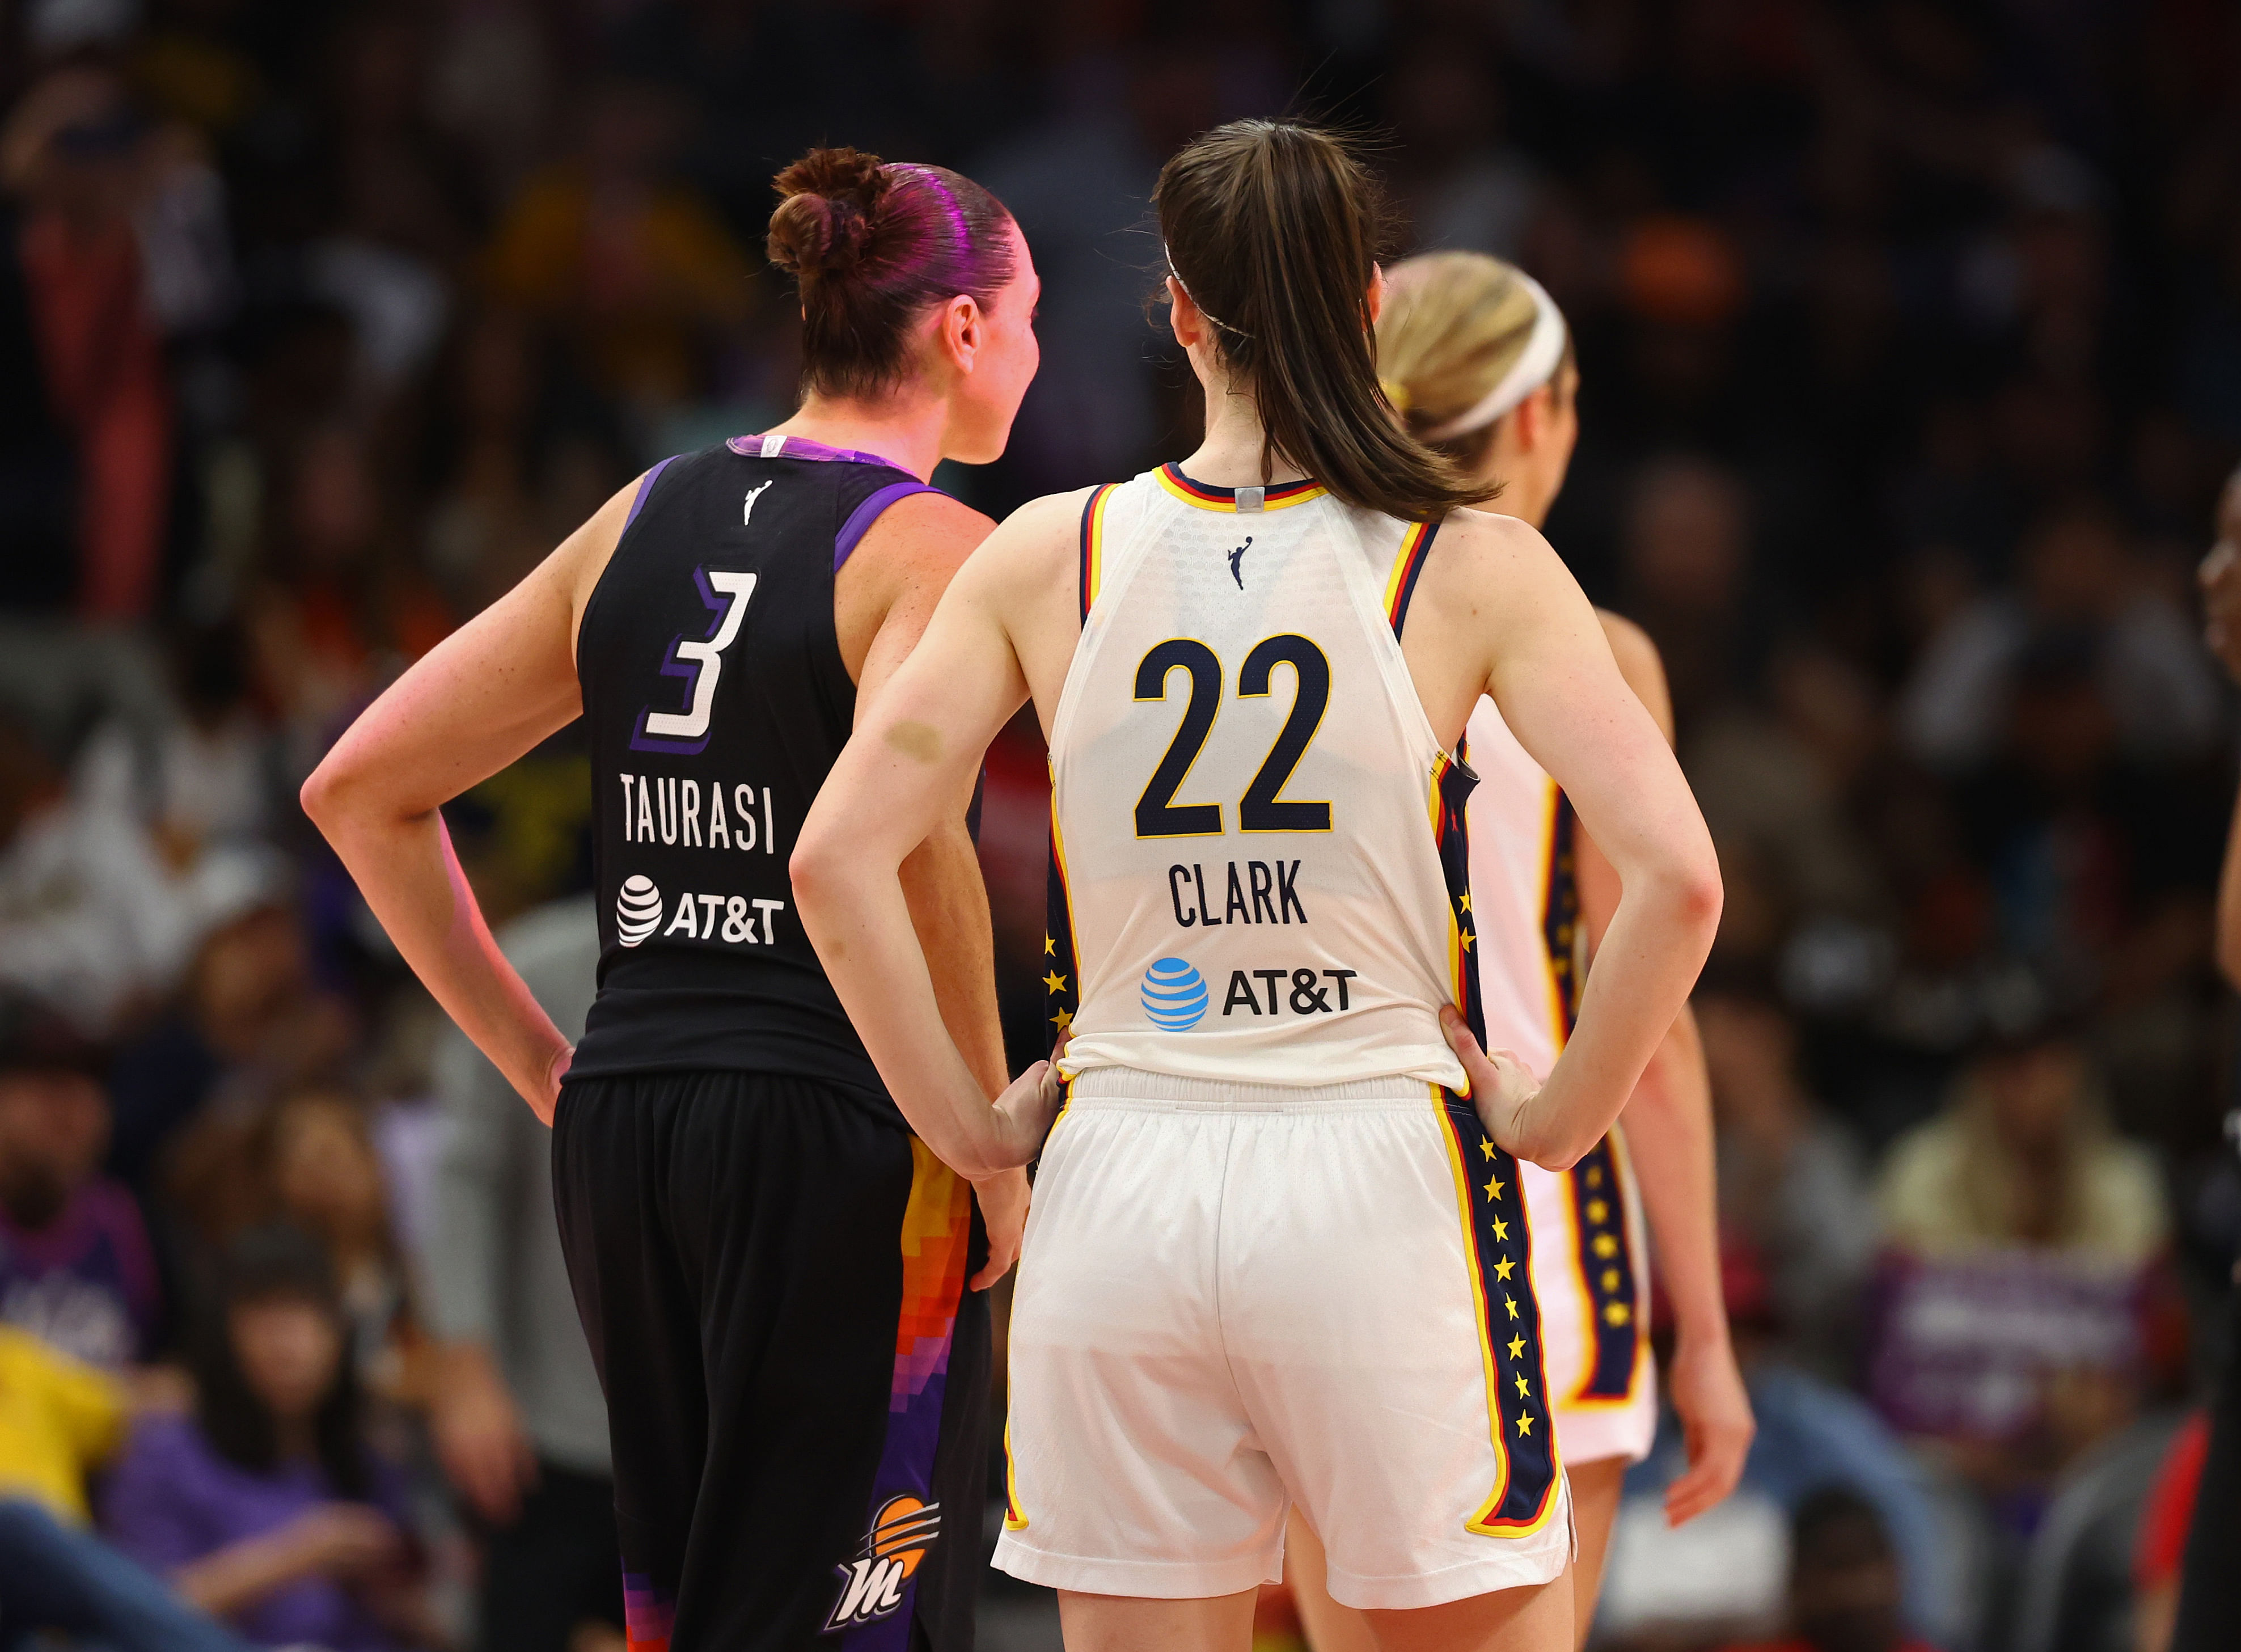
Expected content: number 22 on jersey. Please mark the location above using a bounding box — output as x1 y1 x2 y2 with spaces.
1134 633 1333 838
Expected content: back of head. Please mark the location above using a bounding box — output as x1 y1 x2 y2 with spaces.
1154 121 1497 523
1377 251 1568 467
767 147 1016 402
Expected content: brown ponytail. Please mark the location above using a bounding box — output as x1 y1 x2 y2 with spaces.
1154 121 1499 523
767 146 1017 400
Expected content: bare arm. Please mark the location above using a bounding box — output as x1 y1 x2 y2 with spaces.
1570 615 1751 1522
793 495 1081 1178
842 493 1012 1101
1419 514 1722 1170
301 482 634 1121
840 494 1025 1285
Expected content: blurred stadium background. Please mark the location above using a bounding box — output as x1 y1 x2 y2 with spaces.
1 2 2238 1650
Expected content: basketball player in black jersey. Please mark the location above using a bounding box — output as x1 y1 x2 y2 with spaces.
302 150 1060 1652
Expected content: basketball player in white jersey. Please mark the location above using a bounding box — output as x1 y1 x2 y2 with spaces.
793 122 1722 1652
1280 256 1756 1651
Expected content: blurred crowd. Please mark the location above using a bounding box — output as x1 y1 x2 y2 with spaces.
0 2 2238 1651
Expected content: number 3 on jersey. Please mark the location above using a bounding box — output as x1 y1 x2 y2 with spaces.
1134 633 1332 838
632 568 757 756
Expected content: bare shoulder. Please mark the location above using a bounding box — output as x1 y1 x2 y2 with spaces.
855 489 998 576
955 485 1101 591
1417 505 1575 619
560 472 650 642
1593 610 1676 741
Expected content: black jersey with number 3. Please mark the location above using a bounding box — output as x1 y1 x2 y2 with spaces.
568 434 937 1103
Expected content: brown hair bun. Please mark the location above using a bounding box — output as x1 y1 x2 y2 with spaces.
764 146 1018 400
767 147 891 277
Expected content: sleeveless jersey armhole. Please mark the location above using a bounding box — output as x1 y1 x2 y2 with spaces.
1384 518 1440 638
576 454 685 681
834 480 943 573
1079 483 1120 621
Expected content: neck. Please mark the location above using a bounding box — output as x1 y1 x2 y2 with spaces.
772 390 949 482
1179 359 1309 487
1482 443 1553 528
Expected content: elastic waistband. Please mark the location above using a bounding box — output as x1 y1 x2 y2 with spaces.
1064 1066 1446 1113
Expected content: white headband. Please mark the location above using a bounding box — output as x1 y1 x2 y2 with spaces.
1422 271 1568 442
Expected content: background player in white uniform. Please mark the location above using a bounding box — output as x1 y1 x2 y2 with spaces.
1282 256 1756 1650
794 122 1723 1652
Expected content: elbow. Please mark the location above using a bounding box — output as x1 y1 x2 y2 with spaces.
298 751 354 838
1671 851 1724 948
788 821 855 924
1528 1137 1585 1174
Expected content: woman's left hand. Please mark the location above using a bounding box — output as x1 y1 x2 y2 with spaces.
1661 1332 1756 1527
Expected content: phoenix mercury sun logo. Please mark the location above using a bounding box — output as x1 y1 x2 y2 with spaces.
825 1495 942 1632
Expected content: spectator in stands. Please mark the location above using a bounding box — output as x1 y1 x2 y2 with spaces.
0 1000 161 1368
110 903 357 1202
0 67 172 622
1869 1004 2167 1519
104 1223 430 1650
1698 984 1878 1379
477 75 751 419
0 714 203 1035
1876 1011 2164 1267
0 1320 251 1652
421 893 623 1652
1719 1488 1940 1652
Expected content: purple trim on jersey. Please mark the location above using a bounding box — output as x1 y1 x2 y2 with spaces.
726 434 919 475
624 455 678 532
835 481 941 573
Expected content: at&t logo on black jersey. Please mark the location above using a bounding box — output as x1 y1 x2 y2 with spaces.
825 1495 941 1631
616 876 661 947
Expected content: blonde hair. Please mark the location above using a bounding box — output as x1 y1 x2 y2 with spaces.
1377 251 1571 465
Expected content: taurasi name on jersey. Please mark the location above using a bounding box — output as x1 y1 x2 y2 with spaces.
1165 860 1310 928
617 774 777 852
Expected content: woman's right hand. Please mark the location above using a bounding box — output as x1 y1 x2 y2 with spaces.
289 1503 403 1579
1439 1007 1547 1160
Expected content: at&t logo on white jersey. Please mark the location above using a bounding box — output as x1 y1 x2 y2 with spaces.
616 875 662 947
1140 958 1208 1030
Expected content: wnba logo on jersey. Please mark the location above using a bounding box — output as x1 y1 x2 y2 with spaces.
1141 958 1208 1030
616 876 662 947
825 1495 942 1631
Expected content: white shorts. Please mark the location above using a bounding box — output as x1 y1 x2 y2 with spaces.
993 1070 1572 1611
1523 1126 1657 1467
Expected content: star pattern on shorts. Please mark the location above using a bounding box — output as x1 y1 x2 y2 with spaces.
1516 1413 1533 1437
1494 1255 1514 1282
1044 936 1056 956
1507 1335 1527 1361
1043 970 1067 995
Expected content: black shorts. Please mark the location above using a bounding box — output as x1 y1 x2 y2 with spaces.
551 1070 990 1652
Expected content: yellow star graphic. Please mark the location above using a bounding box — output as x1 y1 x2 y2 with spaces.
1585 1163 1604 1189
1604 1302 1632 1327
1483 1175 1504 1202
1515 1373 1530 1398
1493 1256 1514 1282
1044 936 1056 956
1491 1218 1509 1242
1503 1295 1519 1321
1585 1198 1609 1226
1507 1335 1526 1360
1458 892 1472 913
1516 1413 1534 1437
1458 929 1474 951
1050 1008 1073 1030
1043 970 1068 995
1593 1233 1619 1259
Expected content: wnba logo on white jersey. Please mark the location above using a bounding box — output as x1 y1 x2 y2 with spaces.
616 875 662 947
1141 958 1208 1030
